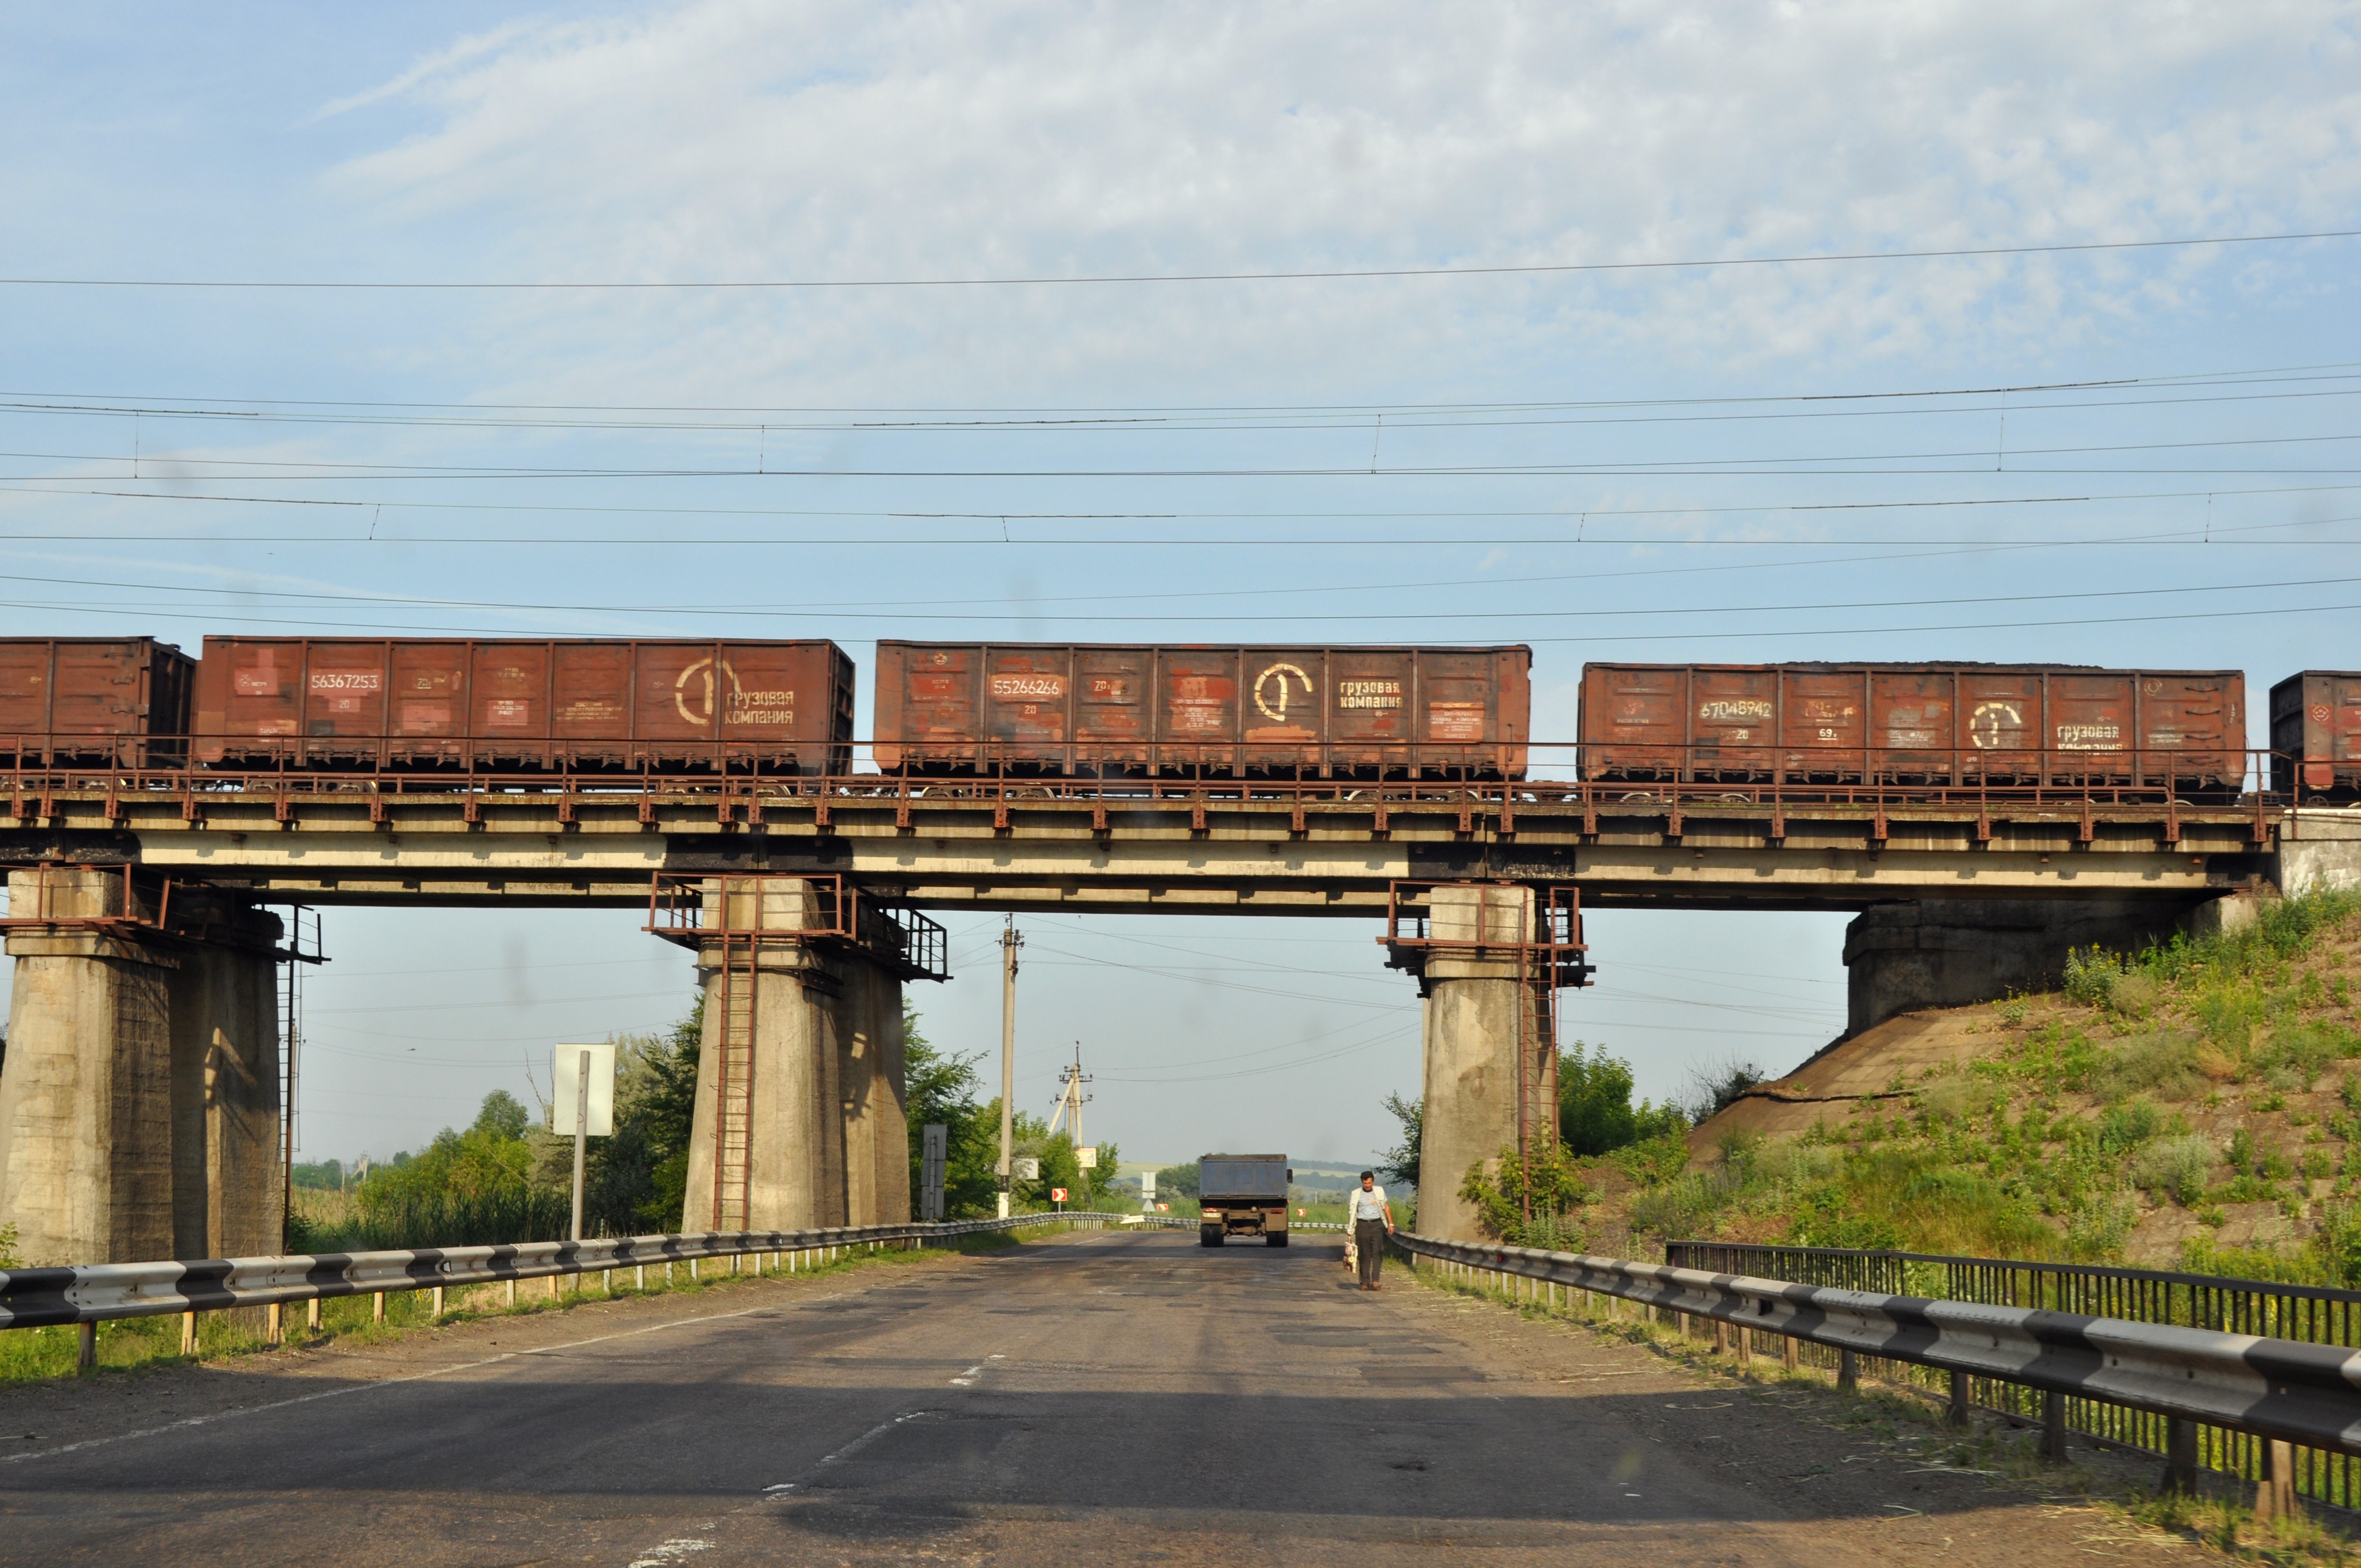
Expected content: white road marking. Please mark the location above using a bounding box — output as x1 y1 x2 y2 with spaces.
627 1539 714 1566
760 1408 938 1495
950 1363 984 1386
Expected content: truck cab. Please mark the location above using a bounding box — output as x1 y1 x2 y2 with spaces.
1199 1155 1291 1247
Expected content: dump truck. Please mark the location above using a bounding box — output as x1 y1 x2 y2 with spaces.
1199 1155 1291 1247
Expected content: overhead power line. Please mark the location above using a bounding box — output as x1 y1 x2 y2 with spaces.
1 227 2353 290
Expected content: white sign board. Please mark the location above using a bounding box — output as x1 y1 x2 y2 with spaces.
1013 1157 1040 1180
551 1042 616 1136
1076 1146 1097 1169
1140 1170 1155 1198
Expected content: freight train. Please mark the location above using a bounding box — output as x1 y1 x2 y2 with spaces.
1 635 2356 798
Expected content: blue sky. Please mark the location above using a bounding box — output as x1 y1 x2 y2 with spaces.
4 3 2359 1167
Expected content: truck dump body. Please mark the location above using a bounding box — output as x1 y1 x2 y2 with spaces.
1199 1155 1291 1248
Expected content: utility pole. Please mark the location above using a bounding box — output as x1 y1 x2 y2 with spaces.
998 917 1022 1219
1049 1043 1094 1205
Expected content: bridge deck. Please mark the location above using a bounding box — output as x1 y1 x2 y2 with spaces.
0 778 2300 913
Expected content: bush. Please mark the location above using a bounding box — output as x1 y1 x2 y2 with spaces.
2097 1097 2162 1155
2132 1136 2217 1206
1613 1132 1691 1188
1683 1057 1766 1124
2103 1032 2205 1102
1459 1145 1592 1245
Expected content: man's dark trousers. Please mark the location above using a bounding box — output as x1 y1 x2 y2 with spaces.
1355 1219 1386 1286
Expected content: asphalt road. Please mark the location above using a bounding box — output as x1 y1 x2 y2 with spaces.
0 1228 2205 1566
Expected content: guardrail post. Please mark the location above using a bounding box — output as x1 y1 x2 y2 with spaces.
636 1265 645 1292
2257 1439 2299 1520
1782 1333 1798 1373
1946 1369 1970 1427
307 1298 320 1332
507 1278 519 1306
77 1321 97 1372
431 1286 445 1319
2162 1417 2199 1495
266 1302 283 1345
372 1291 387 1324
1712 1319 1729 1355
180 1310 197 1355
2041 1392 2068 1462
1837 1349 1858 1391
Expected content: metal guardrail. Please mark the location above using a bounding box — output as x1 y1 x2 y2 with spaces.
1666 1238 2361 1511
0 1214 1129 1340
1389 1231 2361 1507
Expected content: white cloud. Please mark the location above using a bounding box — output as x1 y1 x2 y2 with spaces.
314 1 2361 397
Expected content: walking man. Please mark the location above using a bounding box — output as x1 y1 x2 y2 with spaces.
1347 1171 1394 1291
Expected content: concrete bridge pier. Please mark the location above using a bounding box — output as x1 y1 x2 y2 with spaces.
1411 884 1537 1244
0 869 282 1266
678 878 907 1234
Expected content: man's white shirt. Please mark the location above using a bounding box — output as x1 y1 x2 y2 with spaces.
1346 1184 1389 1224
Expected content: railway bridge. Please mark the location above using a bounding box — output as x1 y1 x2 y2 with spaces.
4 763 2358 1266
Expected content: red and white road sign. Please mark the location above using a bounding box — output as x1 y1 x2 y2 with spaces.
1051 1187 1068 1202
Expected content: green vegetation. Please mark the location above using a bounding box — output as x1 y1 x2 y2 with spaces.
1558 1042 1688 1155
904 1002 1002 1217
1377 1091 1422 1190
1576 887 2361 1278
1455 1041 1692 1248
293 1004 704 1252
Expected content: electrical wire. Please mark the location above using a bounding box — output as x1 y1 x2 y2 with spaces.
3 224 2353 288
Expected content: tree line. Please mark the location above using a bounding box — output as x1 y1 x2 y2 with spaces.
296 997 1115 1251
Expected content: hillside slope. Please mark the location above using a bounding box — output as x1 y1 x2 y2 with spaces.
1575 890 2361 1276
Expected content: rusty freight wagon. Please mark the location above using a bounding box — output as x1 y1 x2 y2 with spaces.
0 638 195 766
1579 663 2247 796
872 643 1531 778
2272 672 2361 798
191 639 854 774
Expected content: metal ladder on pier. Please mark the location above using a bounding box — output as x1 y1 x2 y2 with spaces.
709 928 757 1231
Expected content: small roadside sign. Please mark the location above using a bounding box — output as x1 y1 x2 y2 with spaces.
1076 1146 1097 1168
1051 1186 1068 1202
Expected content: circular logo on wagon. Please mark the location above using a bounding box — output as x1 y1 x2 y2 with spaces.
676 656 742 725
1253 662 1314 722
1968 701 2023 749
